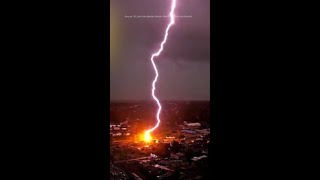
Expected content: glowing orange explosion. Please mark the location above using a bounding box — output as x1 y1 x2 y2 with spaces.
143 131 152 143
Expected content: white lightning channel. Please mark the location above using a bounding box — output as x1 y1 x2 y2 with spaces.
146 0 177 134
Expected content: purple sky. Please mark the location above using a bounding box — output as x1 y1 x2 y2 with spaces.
110 0 210 101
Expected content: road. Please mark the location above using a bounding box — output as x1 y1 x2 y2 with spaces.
114 156 150 163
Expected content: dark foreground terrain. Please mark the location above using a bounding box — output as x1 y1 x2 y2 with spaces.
110 101 210 180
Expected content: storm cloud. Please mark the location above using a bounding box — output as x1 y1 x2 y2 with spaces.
111 0 210 101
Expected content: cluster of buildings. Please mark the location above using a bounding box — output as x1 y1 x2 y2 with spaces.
110 101 210 179
115 137 209 179
110 121 131 137
110 119 210 179
110 123 210 179
110 162 129 179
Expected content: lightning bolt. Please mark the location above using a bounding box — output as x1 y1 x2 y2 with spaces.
146 0 177 136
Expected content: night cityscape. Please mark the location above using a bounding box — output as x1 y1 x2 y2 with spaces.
110 0 210 179
110 101 210 179
3 0 312 179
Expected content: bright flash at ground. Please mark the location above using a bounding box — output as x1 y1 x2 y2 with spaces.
144 131 152 143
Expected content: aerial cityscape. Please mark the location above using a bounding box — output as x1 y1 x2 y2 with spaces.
110 0 210 178
110 101 210 179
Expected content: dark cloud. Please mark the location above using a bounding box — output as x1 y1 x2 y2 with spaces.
116 0 210 62
111 0 210 101
162 27 210 62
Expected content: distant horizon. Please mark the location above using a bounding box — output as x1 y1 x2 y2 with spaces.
110 99 210 103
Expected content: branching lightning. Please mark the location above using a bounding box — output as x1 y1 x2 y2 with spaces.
145 0 177 138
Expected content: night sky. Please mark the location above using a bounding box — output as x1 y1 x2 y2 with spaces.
110 0 210 101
